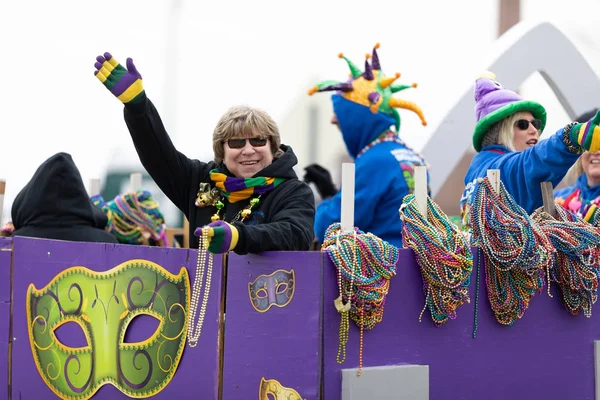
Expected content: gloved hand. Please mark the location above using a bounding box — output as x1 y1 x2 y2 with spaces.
571 109 600 152
94 52 145 104
194 220 239 254
303 164 337 199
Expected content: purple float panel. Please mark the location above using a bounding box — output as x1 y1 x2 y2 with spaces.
0 238 11 400
324 247 600 400
11 237 223 399
0 238 11 300
0 237 12 250
0 301 7 400
223 252 322 400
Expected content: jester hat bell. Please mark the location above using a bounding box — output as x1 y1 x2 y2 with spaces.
472 72 547 152
308 43 427 131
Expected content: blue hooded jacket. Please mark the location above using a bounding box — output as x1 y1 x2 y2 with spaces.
314 95 429 248
459 128 580 229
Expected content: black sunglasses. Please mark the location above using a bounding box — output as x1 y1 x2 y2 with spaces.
515 119 541 130
226 137 268 149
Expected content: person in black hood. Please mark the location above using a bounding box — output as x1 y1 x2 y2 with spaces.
93 52 315 254
11 152 118 244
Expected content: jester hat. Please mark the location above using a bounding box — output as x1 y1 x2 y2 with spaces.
472 72 547 152
308 43 427 131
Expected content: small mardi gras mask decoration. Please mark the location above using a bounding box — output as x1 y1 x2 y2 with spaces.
195 183 218 207
248 269 295 313
259 377 305 400
26 260 190 399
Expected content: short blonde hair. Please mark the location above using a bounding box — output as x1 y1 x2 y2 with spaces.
212 106 283 163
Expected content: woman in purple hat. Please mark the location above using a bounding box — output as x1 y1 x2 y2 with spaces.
459 72 600 230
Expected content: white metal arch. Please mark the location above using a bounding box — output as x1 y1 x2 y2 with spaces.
422 21 600 196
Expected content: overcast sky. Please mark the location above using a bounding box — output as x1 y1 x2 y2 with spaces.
2 0 599 225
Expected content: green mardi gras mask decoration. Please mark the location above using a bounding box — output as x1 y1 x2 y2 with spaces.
248 269 295 313
26 260 190 399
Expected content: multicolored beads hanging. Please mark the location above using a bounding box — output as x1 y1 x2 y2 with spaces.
92 191 168 246
399 194 473 326
323 222 399 376
556 188 600 227
469 177 555 326
531 206 600 317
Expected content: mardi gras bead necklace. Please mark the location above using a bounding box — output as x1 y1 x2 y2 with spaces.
195 182 260 223
357 131 428 168
399 194 473 326
472 247 482 338
187 227 214 348
187 183 260 348
212 197 261 223
470 177 555 326
531 206 600 317
333 230 356 366
323 223 399 376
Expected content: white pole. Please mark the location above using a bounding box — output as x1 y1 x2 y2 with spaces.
0 180 5 225
487 169 500 194
340 163 355 233
89 178 101 197
130 173 142 193
414 166 428 221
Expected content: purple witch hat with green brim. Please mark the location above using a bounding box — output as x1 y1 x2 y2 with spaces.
473 72 547 152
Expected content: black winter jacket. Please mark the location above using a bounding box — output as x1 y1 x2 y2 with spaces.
123 95 315 253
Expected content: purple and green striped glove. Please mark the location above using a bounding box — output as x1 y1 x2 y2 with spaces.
571 109 600 153
94 52 145 104
194 221 239 254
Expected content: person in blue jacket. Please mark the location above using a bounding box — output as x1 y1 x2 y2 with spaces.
460 72 600 230
554 109 600 225
304 43 429 248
